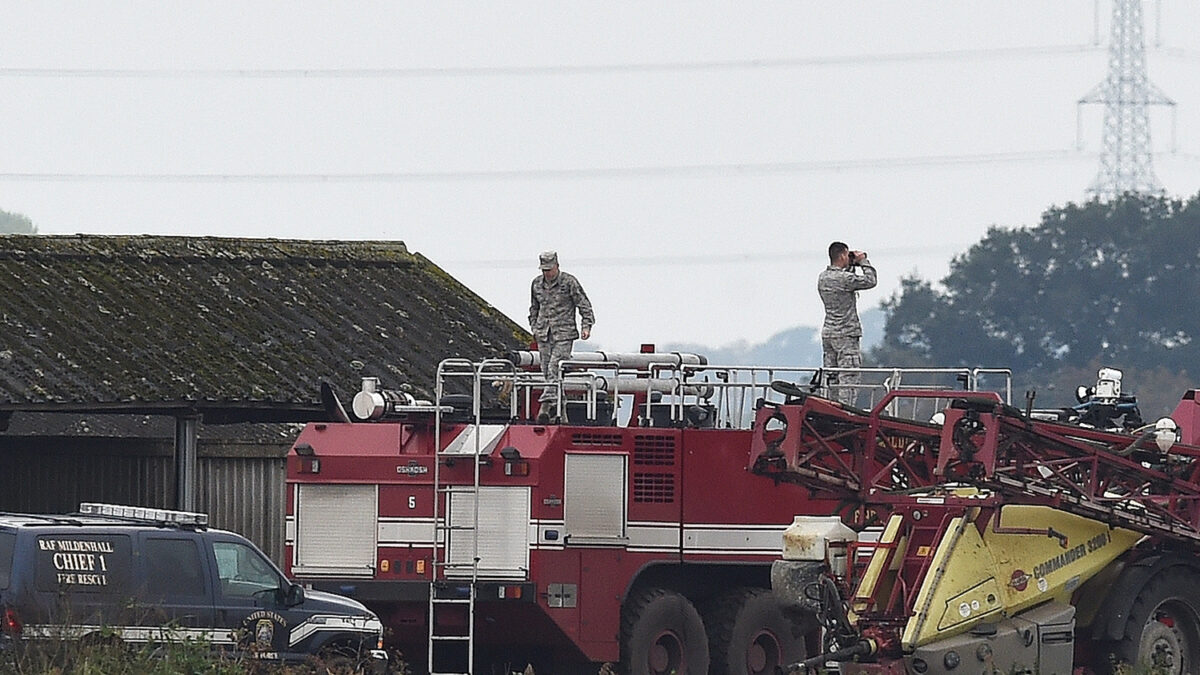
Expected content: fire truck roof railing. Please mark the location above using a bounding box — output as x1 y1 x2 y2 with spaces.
411 353 1014 430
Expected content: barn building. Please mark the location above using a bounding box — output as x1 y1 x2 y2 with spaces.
0 234 528 561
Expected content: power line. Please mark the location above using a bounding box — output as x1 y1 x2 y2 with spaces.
442 247 967 270
0 150 1096 184
1157 47 1200 60
0 45 1102 79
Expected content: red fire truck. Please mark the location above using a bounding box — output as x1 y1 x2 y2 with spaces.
284 350 1006 674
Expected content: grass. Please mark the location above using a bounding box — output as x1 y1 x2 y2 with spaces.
0 632 409 675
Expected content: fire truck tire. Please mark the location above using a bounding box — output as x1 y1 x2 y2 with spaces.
701 587 809 675
621 587 709 675
1112 567 1200 675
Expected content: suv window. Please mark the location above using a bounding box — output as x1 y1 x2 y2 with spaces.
35 534 132 594
143 538 207 598
0 532 14 589
213 540 282 598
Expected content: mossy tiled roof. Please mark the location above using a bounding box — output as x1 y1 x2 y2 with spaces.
0 235 528 419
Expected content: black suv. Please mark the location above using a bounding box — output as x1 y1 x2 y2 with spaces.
0 503 387 671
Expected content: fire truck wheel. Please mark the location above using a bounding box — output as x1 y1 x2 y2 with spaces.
621 587 709 675
702 587 809 675
1113 567 1200 675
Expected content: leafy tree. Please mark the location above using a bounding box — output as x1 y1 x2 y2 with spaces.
0 208 36 234
874 193 1200 381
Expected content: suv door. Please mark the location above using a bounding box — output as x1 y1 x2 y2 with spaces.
207 534 305 661
134 533 216 643
31 532 135 632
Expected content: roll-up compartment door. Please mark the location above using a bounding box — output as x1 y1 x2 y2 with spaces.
564 453 628 544
446 486 530 579
294 484 377 576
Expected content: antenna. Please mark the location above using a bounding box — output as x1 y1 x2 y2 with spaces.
1077 0 1175 200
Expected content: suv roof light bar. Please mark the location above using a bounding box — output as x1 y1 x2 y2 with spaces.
78 502 209 527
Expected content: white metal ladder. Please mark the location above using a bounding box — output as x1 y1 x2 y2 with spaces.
427 358 513 675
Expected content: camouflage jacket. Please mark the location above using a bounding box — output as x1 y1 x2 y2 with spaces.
817 260 877 339
530 271 594 342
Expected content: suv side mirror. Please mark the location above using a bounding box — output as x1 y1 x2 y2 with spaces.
284 583 305 607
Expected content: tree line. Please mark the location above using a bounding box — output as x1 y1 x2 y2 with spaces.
869 192 1200 416
1 208 37 234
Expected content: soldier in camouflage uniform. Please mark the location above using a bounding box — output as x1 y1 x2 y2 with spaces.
818 241 877 406
530 251 595 418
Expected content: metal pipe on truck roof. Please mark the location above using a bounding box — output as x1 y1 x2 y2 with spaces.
562 375 712 398
510 350 707 370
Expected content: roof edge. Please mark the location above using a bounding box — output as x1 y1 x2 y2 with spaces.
0 234 415 264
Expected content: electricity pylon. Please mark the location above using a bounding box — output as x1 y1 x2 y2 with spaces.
1078 0 1174 200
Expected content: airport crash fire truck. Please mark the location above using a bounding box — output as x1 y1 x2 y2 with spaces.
758 368 1200 674
283 349 1007 674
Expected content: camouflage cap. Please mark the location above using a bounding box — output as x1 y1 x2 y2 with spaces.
539 251 558 270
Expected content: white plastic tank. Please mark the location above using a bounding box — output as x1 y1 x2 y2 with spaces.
781 515 858 577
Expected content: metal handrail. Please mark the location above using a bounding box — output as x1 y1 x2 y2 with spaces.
430 358 1013 431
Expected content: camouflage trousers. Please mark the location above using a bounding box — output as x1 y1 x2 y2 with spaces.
822 336 862 407
538 339 574 405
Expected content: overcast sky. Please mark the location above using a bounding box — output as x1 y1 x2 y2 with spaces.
2 1 1198 353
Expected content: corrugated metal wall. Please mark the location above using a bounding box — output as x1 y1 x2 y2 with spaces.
0 436 288 564
0 437 175 512
198 449 287 563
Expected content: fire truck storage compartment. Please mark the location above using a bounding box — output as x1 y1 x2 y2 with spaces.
640 402 717 428
294 483 378 576
446 486 531 578
563 453 628 544
564 395 615 426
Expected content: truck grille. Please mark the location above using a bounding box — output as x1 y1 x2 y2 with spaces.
633 473 675 503
633 435 676 466
633 435 676 503
571 432 623 447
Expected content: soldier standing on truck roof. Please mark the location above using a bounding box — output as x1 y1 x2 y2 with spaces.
529 251 594 420
818 241 877 406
